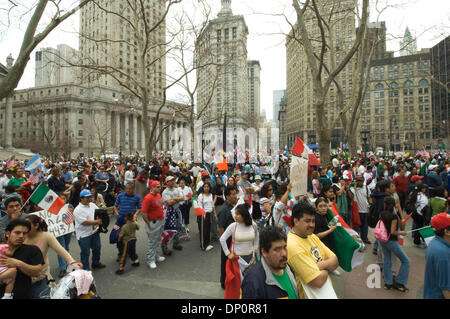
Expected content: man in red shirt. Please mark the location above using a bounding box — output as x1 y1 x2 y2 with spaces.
393 168 409 209
140 180 166 269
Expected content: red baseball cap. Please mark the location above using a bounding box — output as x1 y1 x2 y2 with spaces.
148 180 160 189
430 213 450 231
410 175 424 183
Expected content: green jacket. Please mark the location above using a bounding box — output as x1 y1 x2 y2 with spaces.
429 197 446 217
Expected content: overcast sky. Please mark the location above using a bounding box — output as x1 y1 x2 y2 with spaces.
0 0 448 121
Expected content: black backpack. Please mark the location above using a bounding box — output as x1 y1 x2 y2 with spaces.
368 203 378 228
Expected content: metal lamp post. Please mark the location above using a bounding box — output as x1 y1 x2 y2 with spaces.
360 129 369 156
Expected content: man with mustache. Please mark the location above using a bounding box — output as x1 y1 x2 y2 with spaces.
287 201 338 299
0 219 44 299
241 226 299 299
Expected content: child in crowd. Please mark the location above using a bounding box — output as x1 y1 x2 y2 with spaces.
116 212 140 275
0 244 17 299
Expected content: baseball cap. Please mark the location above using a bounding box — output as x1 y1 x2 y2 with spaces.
254 175 261 180
165 176 175 182
80 190 92 197
411 175 424 183
428 164 438 171
430 213 450 231
148 180 160 189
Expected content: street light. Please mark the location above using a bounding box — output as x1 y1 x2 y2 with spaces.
360 128 370 155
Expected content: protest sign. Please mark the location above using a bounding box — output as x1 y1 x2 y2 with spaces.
290 155 308 197
30 204 74 238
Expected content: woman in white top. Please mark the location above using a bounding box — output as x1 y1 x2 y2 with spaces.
198 183 215 251
178 179 193 232
220 203 259 265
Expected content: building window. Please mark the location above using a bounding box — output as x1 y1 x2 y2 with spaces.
78 130 83 137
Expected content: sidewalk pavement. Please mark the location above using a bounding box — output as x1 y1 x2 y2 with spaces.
331 218 426 299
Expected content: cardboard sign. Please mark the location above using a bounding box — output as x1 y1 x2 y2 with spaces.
30 204 74 238
290 155 308 197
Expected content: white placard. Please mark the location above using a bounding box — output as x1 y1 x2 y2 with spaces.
290 155 308 197
30 204 74 238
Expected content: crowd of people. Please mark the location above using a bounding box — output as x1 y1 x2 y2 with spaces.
0 150 448 299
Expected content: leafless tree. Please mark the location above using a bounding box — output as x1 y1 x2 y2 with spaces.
290 0 370 165
0 0 92 100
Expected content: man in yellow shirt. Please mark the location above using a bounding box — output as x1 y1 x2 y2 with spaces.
287 201 339 299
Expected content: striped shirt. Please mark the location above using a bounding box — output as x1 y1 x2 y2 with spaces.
114 192 142 215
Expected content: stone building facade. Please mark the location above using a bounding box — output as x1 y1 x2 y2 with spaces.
0 84 187 157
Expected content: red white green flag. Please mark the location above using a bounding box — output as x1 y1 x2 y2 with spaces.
326 202 365 272
29 183 66 215
189 194 206 216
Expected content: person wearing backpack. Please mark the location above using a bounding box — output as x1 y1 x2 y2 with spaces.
379 196 410 292
370 180 390 255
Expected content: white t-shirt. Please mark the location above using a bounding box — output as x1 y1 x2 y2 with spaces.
251 183 262 203
0 176 11 194
351 186 369 213
162 187 183 210
332 158 339 168
192 166 201 178
179 186 193 201
220 222 259 257
124 170 135 185
357 165 366 176
74 202 99 240
198 193 214 213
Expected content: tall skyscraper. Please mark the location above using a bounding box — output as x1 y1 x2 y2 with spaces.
272 90 285 127
196 0 249 129
431 36 450 142
79 1 166 98
400 27 417 57
247 60 261 129
286 0 357 148
35 44 78 87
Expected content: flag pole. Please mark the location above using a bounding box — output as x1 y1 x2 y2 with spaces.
404 225 433 234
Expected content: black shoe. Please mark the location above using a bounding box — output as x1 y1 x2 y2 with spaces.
363 240 372 245
393 281 409 293
173 243 183 251
384 283 393 290
115 269 124 275
92 263 106 269
372 249 377 255
162 247 172 256
58 270 67 278
131 261 140 267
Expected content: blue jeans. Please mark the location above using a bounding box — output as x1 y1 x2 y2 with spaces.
31 278 49 299
56 233 72 271
78 232 101 270
355 213 369 242
380 240 410 285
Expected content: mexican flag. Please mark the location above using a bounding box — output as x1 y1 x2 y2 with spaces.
29 183 66 215
190 194 206 216
326 202 365 272
419 226 435 246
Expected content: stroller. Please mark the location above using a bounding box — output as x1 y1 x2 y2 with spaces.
49 265 100 299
